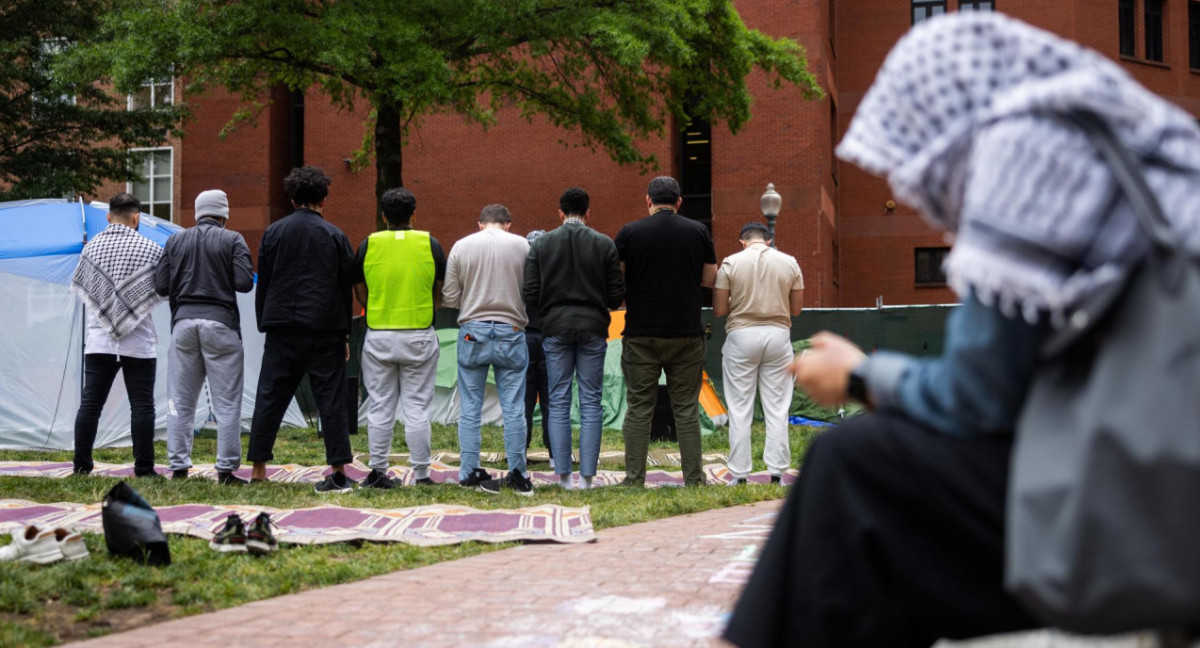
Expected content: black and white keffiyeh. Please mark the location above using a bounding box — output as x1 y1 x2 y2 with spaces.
837 12 1200 323
70 223 164 339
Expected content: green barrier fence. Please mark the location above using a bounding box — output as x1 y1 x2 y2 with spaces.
297 304 957 419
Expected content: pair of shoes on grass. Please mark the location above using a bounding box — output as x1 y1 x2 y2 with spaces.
457 467 533 496
0 525 88 564
209 513 278 555
362 470 436 489
171 469 250 485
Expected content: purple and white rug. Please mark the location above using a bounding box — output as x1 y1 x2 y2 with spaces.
0 499 595 546
0 461 797 487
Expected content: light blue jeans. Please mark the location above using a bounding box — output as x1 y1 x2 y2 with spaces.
456 321 528 481
543 330 608 477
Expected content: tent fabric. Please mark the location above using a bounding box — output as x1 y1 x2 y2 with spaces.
0 200 305 451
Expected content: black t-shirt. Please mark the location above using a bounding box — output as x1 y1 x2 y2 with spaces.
614 209 716 337
353 228 447 285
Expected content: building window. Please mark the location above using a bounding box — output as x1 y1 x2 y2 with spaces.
129 148 173 221
129 78 173 110
913 0 948 24
915 247 950 285
1191 1 1200 68
679 116 713 234
1146 0 1165 62
1120 0 1137 57
959 1 994 10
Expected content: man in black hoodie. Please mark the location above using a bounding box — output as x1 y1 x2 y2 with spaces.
523 187 624 489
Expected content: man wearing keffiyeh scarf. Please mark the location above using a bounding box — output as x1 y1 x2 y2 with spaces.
724 12 1200 648
69 193 165 477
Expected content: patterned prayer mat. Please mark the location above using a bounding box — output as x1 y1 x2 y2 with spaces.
0 460 796 487
365 449 731 467
0 499 595 546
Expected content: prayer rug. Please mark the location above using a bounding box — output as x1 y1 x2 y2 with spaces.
365 449 731 467
0 499 595 546
0 461 796 486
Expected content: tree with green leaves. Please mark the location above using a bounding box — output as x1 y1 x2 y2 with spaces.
69 0 821 228
0 0 180 201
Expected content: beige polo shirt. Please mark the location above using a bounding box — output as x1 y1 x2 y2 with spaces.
714 242 804 333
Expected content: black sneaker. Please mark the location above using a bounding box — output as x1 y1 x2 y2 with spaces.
172 469 189 480
217 471 249 486
770 475 782 485
245 513 278 555
458 467 491 488
209 514 247 553
414 477 435 486
480 469 533 496
314 471 356 494
362 469 395 489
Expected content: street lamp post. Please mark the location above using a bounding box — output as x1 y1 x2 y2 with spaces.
760 183 782 248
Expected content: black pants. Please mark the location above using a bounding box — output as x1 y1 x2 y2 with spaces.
74 354 157 475
724 413 1040 648
248 329 353 467
524 331 551 456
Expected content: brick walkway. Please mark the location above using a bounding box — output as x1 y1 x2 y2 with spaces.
75 501 783 648
71 498 1158 648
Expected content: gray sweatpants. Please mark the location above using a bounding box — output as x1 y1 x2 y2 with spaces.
167 319 244 473
362 327 439 479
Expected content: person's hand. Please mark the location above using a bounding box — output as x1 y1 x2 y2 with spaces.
345 342 350 361
790 332 867 407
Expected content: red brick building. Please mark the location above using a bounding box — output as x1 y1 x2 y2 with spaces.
95 0 1200 307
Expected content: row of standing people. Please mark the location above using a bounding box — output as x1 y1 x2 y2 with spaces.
70 169 804 494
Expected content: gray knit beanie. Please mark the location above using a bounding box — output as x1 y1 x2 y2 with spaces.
194 189 230 220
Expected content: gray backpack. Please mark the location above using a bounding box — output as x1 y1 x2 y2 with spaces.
1007 110 1200 634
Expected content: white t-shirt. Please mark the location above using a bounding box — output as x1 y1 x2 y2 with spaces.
84 309 157 359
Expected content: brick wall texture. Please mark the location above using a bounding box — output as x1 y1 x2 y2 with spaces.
83 0 1200 307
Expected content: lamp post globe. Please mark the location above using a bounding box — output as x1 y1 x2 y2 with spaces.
760 183 782 248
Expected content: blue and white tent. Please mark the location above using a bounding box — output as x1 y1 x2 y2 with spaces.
0 199 305 451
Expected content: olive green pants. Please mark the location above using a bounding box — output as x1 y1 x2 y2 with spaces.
620 336 706 486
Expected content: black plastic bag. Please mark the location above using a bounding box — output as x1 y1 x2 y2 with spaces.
101 481 170 566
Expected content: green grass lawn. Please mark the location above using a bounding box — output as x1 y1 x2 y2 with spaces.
0 422 824 647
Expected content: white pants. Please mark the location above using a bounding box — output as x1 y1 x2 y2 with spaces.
362 327 439 478
721 326 793 478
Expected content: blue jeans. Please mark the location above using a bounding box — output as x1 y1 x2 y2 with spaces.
456 321 529 480
543 330 608 477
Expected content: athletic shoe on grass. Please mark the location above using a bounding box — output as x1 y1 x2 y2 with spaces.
54 528 88 561
314 472 356 494
0 526 63 564
458 467 491 488
362 469 395 489
479 469 533 497
245 513 278 555
209 514 247 553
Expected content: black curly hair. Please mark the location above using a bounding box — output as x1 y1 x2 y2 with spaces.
284 166 332 206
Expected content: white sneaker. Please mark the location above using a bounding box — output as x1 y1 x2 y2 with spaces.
54 528 88 561
0 526 64 564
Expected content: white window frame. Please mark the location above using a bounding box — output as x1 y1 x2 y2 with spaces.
128 147 174 222
127 77 175 111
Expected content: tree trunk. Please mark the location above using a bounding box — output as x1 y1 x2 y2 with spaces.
374 102 403 231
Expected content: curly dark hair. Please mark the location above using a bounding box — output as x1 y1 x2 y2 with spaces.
558 187 589 217
284 166 332 206
381 187 416 226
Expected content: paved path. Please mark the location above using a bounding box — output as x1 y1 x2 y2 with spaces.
76 501 782 648
72 499 1158 648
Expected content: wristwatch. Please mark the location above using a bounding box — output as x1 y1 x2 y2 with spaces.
846 365 869 405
